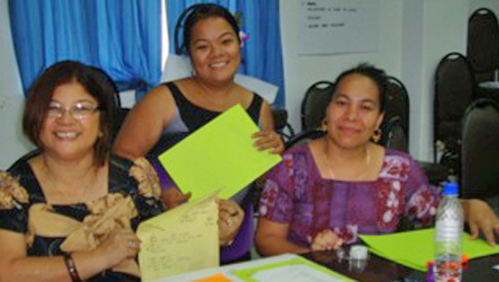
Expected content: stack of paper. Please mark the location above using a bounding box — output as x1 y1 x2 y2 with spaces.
360 228 499 271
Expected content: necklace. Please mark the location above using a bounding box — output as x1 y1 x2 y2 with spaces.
323 142 371 180
41 157 102 204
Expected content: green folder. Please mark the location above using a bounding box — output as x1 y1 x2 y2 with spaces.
158 104 282 201
360 228 499 271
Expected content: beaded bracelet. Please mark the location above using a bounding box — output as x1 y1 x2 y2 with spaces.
63 253 82 282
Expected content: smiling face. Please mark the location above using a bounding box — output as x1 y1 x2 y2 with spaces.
189 16 241 86
39 81 101 162
326 74 384 150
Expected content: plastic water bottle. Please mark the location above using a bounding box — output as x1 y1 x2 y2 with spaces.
434 182 464 282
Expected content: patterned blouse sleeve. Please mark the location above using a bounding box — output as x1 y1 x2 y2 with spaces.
0 172 29 233
404 157 441 226
129 158 165 221
258 154 296 224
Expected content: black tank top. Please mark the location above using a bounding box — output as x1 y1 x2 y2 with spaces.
147 82 264 157
164 81 263 131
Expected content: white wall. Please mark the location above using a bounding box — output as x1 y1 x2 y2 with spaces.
401 0 425 159
0 0 32 169
469 0 499 17
402 0 468 161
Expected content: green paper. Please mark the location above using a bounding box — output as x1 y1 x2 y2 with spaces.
231 257 355 282
158 104 282 201
360 228 499 271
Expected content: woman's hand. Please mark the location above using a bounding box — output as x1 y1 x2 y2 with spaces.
217 199 244 247
162 188 191 209
463 199 499 245
93 229 141 269
252 129 284 154
311 230 343 251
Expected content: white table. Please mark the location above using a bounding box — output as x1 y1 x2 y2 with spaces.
153 254 352 282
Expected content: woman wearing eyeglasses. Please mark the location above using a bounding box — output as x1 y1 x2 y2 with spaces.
0 61 164 281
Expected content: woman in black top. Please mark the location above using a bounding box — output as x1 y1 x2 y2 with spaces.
113 4 284 261
0 60 163 281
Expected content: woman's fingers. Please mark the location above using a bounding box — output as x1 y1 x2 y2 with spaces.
96 229 141 267
163 189 191 209
180 191 192 202
219 200 243 219
217 200 244 246
126 235 142 257
252 130 284 154
311 231 329 251
465 199 499 245
311 230 342 251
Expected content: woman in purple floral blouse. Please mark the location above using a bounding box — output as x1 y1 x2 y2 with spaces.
255 64 499 256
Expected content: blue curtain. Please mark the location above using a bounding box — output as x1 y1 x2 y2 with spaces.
167 0 285 107
9 0 162 99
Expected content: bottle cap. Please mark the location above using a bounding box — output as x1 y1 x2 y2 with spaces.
442 182 459 196
462 254 468 263
349 245 369 260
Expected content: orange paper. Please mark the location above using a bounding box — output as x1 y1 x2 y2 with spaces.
193 273 233 282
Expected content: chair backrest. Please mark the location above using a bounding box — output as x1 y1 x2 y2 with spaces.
271 107 295 141
380 76 410 148
301 81 334 131
383 116 409 153
468 8 499 83
460 99 499 199
433 52 475 170
89 66 131 143
285 129 326 149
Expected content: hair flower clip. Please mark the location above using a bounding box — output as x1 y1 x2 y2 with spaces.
234 12 250 47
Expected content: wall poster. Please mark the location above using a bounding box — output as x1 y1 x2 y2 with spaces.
298 0 380 55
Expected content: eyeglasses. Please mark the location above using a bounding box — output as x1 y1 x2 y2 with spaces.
47 103 101 120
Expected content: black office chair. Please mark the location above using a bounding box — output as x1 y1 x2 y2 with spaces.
380 76 410 151
468 8 499 84
87 66 131 143
433 52 475 174
284 129 326 149
383 116 408 153
378 75 449 184
301 81 334 131
460 99 499 209
271 107 295 141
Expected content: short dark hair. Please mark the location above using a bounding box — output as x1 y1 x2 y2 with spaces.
178 3 241 56
23 60 116 166
332 63 389 113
